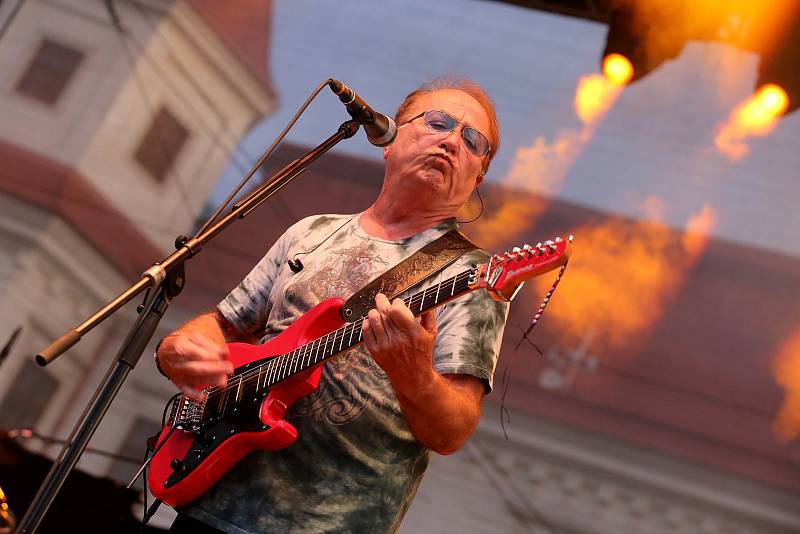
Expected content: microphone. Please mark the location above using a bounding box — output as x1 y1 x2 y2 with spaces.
328 79 397 146
287 258 304 273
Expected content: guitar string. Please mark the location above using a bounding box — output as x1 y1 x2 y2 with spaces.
201 270 473 414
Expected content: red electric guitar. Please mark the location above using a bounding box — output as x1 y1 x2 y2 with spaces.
148 237 572 506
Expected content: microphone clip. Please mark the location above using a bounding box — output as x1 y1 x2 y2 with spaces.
287 258 304 273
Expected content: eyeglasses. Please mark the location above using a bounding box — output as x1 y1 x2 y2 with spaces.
403 110 491 158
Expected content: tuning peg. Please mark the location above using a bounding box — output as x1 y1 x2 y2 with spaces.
544 239 557 252
554 236 562 243
535 242 546 255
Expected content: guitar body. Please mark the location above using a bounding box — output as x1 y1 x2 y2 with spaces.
148 298 346 507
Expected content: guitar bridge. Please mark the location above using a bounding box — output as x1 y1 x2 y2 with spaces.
168 394 206 431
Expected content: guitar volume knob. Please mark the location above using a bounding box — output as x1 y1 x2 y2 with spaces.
170 458 184 473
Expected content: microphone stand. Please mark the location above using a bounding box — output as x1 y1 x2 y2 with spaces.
15 119 360 534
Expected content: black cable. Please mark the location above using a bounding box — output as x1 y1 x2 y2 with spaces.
457 186 484 224
195 78 334 236
287 216 355 273
132 393 179 529
139 443 150 533
0 0 25 42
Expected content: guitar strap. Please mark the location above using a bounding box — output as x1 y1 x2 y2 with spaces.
340 229 478 322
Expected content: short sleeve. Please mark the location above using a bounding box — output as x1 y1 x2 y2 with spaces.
431 251 509 392
216 227 296 336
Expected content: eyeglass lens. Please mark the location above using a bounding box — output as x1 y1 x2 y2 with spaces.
423 111 490 157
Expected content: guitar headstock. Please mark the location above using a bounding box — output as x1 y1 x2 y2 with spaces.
471 236 573 302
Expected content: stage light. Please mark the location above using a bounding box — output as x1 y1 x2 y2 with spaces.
739 84 789 128
602 5 688 84
602 53 634 86
756 15 800 113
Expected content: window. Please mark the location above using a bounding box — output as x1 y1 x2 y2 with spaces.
15 38 85 105
0 359 58 430
134 106 190 183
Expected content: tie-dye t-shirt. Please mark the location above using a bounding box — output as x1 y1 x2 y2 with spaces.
182 214 508 534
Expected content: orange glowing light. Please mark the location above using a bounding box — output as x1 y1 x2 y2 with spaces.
739 84 789 127
531 205 716 352
574 74 623 125
714 84 789 161
772 328 800 442
476 128 596 250
603 53 634 86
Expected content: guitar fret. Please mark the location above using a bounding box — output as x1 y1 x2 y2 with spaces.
336 328 345 353
424 286 435 310
279 354 288 381
220 385 230 415
450 274 457 296
321 333 330 357
327 331 336 357
292 350 311 373
319 334 327 358
316 337 324 362
313 337 322 363
279 353 288 380
291 351 299 374
412 293 422 314
309 341 317 364
264 364 275 387
278 354 290 381
299 344 308 368
295 346 304 371
235 376 243 403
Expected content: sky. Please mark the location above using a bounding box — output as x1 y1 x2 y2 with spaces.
211 0 800 258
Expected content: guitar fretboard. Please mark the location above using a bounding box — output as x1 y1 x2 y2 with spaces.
201 268 476 420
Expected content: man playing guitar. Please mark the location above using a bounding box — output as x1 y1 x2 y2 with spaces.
156 78 509 533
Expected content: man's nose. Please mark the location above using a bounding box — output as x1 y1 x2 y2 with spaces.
438 128 461 154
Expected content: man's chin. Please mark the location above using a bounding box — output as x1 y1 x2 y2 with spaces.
417 169 450 190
